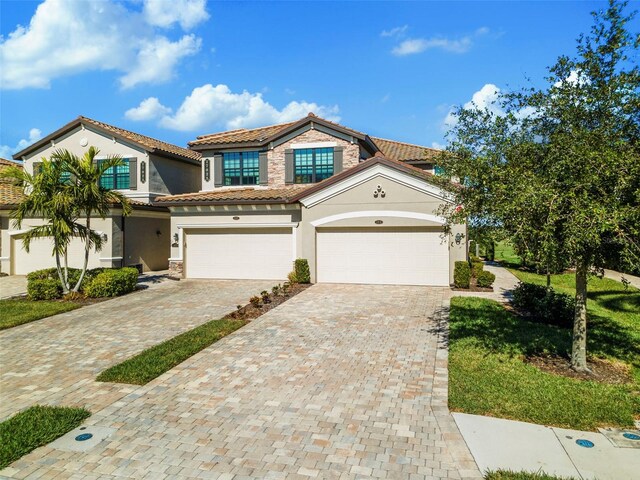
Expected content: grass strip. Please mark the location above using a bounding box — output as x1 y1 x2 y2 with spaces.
0 405 90 469
97 318 247 385
448 296 639 430
485 470 578 480
0 299 81 330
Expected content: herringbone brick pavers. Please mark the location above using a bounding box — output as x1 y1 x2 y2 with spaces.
1 284 481 479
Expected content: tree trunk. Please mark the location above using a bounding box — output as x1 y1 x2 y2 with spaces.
571 263 589 372
55 250 68 294
546 270 551 288
74 215 91 292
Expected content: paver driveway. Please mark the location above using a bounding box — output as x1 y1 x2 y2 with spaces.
0 279 274 421
2 284 480 480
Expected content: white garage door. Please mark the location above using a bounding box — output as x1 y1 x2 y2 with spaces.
185 228 293 280
11 236 100 275
316 227 449 286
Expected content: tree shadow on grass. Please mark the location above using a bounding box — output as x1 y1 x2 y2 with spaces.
587 289 640 314
588 313 640 366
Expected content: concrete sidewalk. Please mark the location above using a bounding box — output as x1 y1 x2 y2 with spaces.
453 413 640 480
603 269 640 290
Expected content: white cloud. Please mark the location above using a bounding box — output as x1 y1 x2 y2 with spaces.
142 0 209 30
0 128 42 159
119 34 201 89
431 142 445 150
391 27 490 56
0 0 204 90
381 25 408 37
393 36 473 56
444 84 502 128
125 97 173 121
127 84 340 132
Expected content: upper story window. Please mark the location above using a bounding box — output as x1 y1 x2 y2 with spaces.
98 158 130 190
223 151 259 185
294 147 334 183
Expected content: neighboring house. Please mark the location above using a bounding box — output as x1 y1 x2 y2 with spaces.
158 113 466 286
0 117 201 275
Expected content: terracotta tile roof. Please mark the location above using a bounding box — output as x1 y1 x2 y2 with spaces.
13 116 201 162
155 185 311 205
0 182 26 206
191 122 297 146
0 158 23 184
370 137 441 162
189 113 368 148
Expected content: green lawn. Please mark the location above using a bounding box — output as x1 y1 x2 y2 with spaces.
448 295 640 430
510 270 640 383
494 241 522 267
0 299 81 330
485 471 577 480
97 318 247 385
0 405 90 469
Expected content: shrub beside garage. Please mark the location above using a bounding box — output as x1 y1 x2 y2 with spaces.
27 267 139 300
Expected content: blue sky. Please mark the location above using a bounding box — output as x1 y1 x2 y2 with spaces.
0 0 628 160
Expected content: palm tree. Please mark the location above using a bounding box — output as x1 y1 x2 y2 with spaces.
54 147 132 292
0 159 78 292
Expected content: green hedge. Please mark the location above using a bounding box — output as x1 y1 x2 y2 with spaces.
454 261 471 288
511 282 576 328
26 267 137 299
477 270 496 288
27 278 62 300
83 268 139 298
294 259 311 284
471 260 484 278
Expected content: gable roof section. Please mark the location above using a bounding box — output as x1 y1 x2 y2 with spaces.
371 137 441 162
13 116 201 163
189 113 377 154
289 155 444 203
155 185 310 206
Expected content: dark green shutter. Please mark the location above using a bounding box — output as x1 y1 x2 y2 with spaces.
213 153 223 187
284 149 294 184
128 158 137 190
333 146 344 174
33 161 42 176
259 152 268 185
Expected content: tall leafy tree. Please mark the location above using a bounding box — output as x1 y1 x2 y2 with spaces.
437 0 640 371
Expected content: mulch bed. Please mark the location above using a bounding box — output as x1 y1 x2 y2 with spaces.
525 354 633 385
225 283 311 321
451 285 494 292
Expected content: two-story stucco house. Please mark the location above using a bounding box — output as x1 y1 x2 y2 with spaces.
0 116 201 275
2 113 465 285
156 113 466 286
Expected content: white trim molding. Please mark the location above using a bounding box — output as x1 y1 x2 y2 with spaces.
299 164 453 208
290 141 337 149
311 211 446 227
177 222 298 229
99 256 123 261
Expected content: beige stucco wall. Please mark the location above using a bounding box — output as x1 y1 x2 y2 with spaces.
18 125 199 203
122 212 171 271
0 214 116 274
298 175 467 284
148 154 200 199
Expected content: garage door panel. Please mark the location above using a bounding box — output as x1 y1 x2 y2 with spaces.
12 236 101 275
185 228 292 280
316 228 449 286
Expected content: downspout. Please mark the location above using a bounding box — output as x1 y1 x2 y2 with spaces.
121 214 126 268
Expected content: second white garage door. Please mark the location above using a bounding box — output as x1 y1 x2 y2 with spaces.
185 228 293 280
316 227 449 286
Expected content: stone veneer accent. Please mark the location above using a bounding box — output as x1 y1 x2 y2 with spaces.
169 260 183 279
268 129 360 186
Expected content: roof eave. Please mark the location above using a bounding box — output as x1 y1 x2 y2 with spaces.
155 199 298 207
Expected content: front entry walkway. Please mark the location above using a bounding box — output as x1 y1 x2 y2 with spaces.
2 284 481 479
